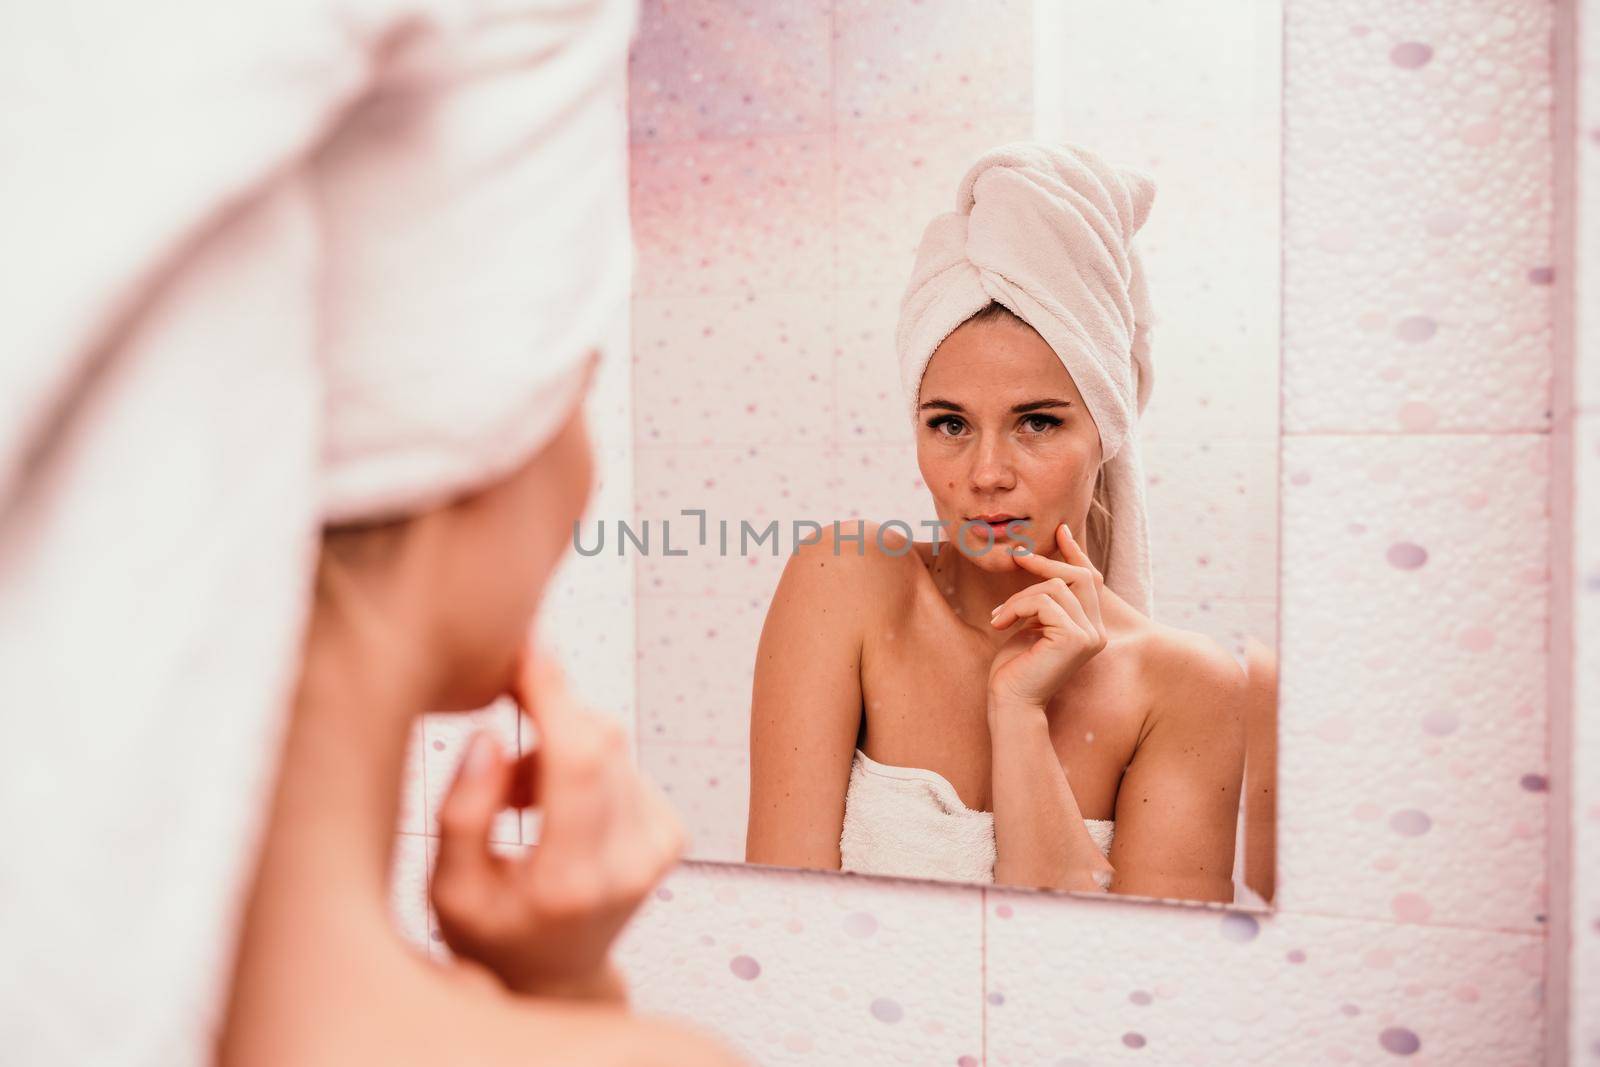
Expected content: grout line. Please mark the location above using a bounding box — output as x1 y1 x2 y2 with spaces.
388 824 1559 944
980 885 989 1066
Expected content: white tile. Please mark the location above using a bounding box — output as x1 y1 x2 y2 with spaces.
985 891 1543 1065
389 833 429 954
1278 435 1548 930
619 860 983 1066
832 0 1030 124
1283 2 1553 433
632 293 834 447
1144 437 1279 602
637 596 764 748
640 743 751 864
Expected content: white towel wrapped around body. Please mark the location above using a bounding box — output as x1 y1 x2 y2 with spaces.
895 141 1159 615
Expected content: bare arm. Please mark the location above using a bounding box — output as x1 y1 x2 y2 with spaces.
744 528 873 869
1106 635 1248 903
1240 636 1278 901
988 695 1119 892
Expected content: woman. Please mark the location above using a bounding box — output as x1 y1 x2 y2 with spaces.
745 143 1251 903
221 359 742 1064
0 0 743 1060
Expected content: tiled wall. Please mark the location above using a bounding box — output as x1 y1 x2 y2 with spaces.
618 1 1558 1063
383 1 1597 1063
1563 0 1599 1061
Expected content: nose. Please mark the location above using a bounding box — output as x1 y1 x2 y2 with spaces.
968 434 1017 493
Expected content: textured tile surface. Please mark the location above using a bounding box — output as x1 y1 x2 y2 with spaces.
1282 2 1554 434
633 445 836 602
985 890 1544 1065
637 595 763 749
1573 415 1600 1061
833 116 1032 292
632 294 834 447
631 135 832 299
832 0 1031 124
389 833 429 955
639 743 752 863
629 0 832 143
618 861 983 1065
607 0 1576 1063
1279 435 1548 931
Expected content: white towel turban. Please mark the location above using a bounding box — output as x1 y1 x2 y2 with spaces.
895 141 1158 617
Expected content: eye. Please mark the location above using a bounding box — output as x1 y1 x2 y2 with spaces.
926 415 967 437
1020 413 1062 434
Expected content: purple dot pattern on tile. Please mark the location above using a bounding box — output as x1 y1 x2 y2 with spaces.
1389 809 1432 836
1421 709 1458 736
729 955 760 980
843 911 878 937
1389 41 1433 68
1220 912 1260 942
1379 1027 1421 1055
870 997 903 1023
1386 542 1428 569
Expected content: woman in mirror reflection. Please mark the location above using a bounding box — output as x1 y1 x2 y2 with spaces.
747 142 1269 907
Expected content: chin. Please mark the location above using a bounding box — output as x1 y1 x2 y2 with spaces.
435 647 520 712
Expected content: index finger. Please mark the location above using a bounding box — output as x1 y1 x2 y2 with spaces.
1054 522 1102 579
511 641 576 742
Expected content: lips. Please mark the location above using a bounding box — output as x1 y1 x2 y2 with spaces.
969 514 1027 532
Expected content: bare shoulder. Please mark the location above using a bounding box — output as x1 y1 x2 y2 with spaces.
774 518 921 617
1136 622 1249 740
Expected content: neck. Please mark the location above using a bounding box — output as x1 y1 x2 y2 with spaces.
259 583 433 908
220 578 435 1058
933 541 1050 643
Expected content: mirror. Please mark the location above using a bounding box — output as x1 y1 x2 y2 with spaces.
622 1 1279 908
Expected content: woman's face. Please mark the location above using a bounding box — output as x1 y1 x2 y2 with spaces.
915 313 1102 570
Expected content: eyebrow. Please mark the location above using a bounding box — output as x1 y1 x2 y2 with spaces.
917 398 1074 414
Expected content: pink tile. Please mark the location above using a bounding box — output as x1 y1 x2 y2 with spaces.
422 700 522 846
1573 414 1600 1056
633 444 838 602
834 286 917 447
833 116 1031 292
631 135 831 298
618 860 983 1065
639 743 751 864
632 293 834 446
1283 1 1553 433
1278 435 1547 930
829 443 940 532
637 595 764 748
1143 437 1279 602
985 892 1543 1065
629 0 832 142
832 0 1030 124
1154 596 1279 666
